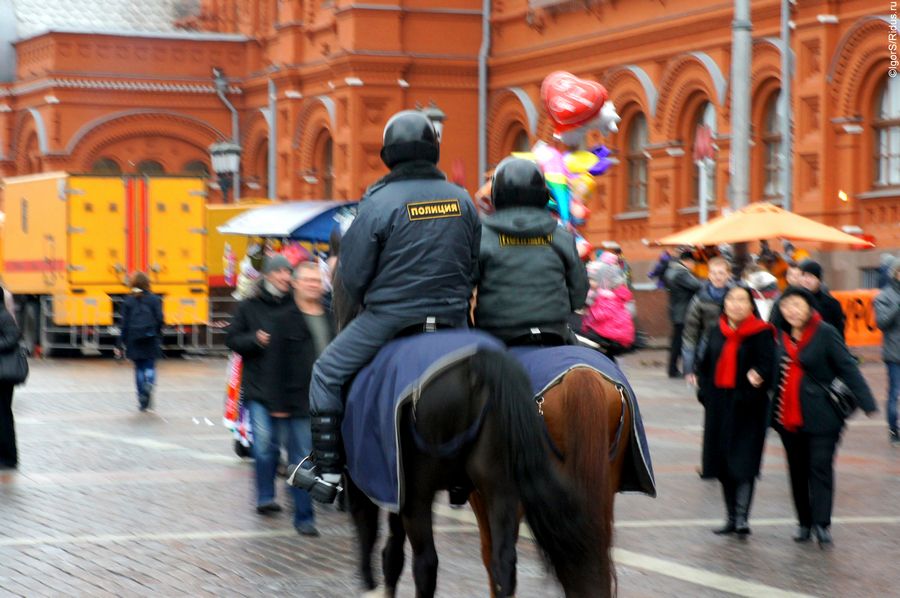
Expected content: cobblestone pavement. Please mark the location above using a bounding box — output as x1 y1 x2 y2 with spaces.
1 349 897 597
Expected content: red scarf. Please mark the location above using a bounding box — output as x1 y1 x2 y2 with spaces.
779 312 822 432
714 314 773 389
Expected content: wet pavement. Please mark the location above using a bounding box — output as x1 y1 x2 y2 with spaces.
0 350 897 597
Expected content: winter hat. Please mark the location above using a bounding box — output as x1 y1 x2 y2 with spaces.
262 254 292 274
798 259 823 280
598 251 619 266
888 255 900 278
745 270 778 291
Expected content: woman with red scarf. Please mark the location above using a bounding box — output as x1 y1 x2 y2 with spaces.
772 286 877 547
696 284 775 537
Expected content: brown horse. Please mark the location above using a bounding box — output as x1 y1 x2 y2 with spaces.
470 367 632 598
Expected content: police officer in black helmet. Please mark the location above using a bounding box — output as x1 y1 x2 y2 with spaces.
474 157 588 345
291 110 481 503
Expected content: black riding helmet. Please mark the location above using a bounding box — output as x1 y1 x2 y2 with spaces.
491 157 550 211
380 110 439 169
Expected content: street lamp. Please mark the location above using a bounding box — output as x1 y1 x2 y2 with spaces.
209 141 242 203
418 101 446 142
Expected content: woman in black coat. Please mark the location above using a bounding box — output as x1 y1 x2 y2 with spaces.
0 289 22 469
696 284 776 536
771 286 878 547
117 272 164 411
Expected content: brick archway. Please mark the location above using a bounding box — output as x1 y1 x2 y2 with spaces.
487 87 536 167
294 99 335 199
67 111 224 172
656 52 726 140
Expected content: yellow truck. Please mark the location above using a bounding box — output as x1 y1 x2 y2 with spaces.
1 172 209 355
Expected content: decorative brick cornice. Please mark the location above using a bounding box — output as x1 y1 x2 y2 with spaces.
12 78 243 97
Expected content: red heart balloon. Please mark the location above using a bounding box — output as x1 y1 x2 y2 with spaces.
541 71 609 132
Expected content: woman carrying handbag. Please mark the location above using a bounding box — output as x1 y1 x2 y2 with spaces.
695 283 775 537
0 287 28 470
771 286 878 547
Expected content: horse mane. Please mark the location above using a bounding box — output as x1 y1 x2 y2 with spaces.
556 368 617 596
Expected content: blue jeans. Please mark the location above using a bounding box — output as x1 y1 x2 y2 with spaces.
248 401 314 526
887 361 900 433
133 358 156 405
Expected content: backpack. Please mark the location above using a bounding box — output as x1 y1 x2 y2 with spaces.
129 295 158 340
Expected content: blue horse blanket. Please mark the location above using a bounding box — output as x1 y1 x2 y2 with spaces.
510 346 656 497
342 330 505 512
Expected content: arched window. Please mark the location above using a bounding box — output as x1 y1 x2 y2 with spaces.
626 113 649 210
512 128 530 153
182 160 210 176
314 134 334 199
91 157 122 175
762 92 784 199
691 102 716 206
136 160 165 175
873 76 900 188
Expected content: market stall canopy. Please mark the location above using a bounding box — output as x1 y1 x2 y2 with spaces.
655 202 875 247
217 200 357 242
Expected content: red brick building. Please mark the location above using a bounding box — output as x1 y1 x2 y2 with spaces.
0 0 896 286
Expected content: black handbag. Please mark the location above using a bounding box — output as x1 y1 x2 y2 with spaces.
0 345 29 386
810 374 857 419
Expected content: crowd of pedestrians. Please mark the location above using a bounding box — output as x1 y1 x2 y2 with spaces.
657 245 897 546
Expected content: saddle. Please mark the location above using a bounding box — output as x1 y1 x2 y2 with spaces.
503 325 571 347
392 316 459 339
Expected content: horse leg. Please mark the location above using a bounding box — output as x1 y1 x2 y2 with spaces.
381 512 407 597
484 490 520 597
347 476 380 591
468 490 497 596
402 494 439 598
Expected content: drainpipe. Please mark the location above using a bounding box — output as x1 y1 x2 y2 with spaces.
780 0 794 212
214 68 241 201
477 0 491 187
730 0 752 275
268 78 277 199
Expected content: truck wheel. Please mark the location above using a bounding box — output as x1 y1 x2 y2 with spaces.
21 302 40 356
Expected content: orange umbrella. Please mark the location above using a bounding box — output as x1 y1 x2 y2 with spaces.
655 202 874 247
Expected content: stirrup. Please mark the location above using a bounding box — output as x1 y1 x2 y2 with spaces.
287 457 342 504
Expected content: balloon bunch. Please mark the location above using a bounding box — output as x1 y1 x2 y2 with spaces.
518 71 620 259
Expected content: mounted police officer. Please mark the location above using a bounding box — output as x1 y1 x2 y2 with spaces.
291 110 481 502
474 157 587 345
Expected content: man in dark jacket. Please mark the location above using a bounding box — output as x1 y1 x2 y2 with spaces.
226 256 335 535
117 272 164 411
474 157 587 344
798 260 846 340
663 251 701 377
682 256 733 379
295 110 481 502
874 256 900 444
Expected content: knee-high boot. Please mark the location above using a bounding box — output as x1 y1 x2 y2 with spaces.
287 414 343 504
734 480 754 535
713 480 737 535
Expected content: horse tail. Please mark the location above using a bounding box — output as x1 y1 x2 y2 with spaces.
559 368 617 595
471 350 601 594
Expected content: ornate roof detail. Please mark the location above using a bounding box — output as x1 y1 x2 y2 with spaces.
9 0 201 38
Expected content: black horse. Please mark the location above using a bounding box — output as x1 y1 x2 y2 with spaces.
329 273 605 598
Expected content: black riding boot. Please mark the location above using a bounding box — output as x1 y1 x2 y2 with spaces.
733 480 754 536
287 414 344 504
713 480 737 535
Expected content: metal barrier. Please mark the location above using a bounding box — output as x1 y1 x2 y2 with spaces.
38 294 240 355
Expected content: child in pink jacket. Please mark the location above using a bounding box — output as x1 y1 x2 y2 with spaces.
581 260 636 352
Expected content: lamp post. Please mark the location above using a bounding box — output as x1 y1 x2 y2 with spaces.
419 101 446 142
209 141 242 203
212 67 241 201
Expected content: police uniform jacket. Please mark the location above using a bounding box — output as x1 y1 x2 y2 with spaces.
338 167 480 321
474 207 588 336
